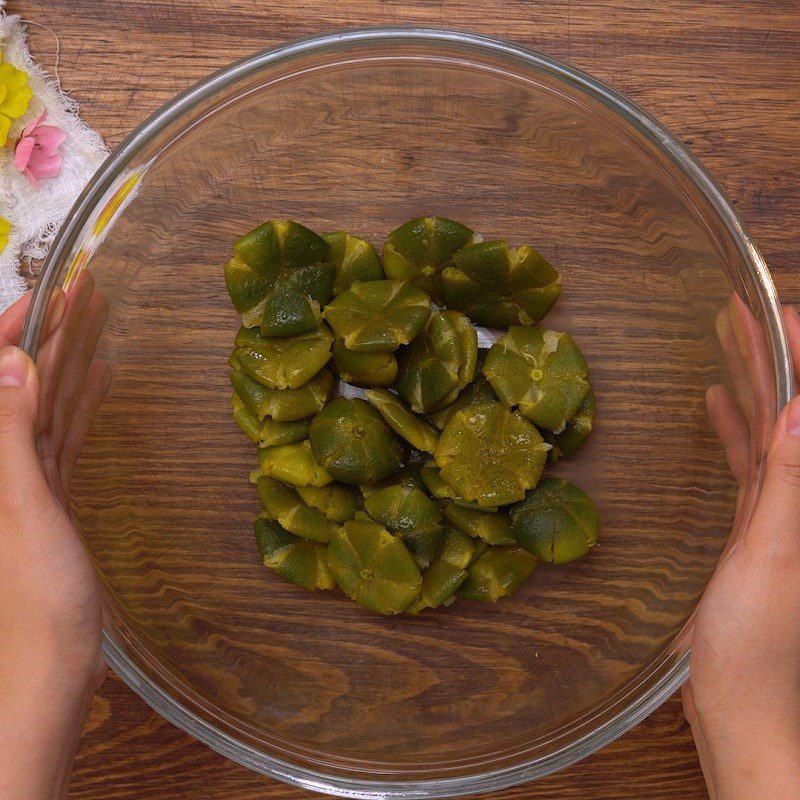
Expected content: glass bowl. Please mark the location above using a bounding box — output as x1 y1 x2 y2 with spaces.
21 28 790 798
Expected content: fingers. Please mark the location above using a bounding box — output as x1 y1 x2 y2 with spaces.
743 305 800 557
706 384 749 486
58 359 112 489
713 294 780 493
0 347 52 520
31 272 110 503
716 305 752 422
0 292 33 348
715 297 768 441
727 294 774 458
0 287 66 349
49 289 109 462
743 394 800 560
782 305 800 384
36 272 95 440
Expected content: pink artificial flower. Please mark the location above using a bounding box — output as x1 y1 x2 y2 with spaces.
13 110 65 190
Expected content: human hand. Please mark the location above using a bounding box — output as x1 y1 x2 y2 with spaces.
0 273 111 800
684 296 800 799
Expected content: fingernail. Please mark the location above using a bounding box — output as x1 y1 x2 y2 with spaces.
78 270 94 295
48 288 66 330
731 314 751 360
0 346 30 388
72 271 95 313
715 309 730 344
97 360 113 395
786 396 800 437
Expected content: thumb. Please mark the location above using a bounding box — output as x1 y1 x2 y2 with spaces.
0 346 45 516
745 395 800 557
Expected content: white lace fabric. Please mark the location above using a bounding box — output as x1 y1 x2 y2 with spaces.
0 1 108 310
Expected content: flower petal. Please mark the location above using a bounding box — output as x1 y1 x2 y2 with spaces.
21 109 48 138
0 63 32 119
34 125 66 154
0 113 10 148
27 150 63 179
0 216 11 255
23 167 40 190
14 134 34 170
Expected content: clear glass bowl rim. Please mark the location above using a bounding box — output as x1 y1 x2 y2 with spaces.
20 27 792 799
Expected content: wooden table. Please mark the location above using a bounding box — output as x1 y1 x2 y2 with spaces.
13 1 799 797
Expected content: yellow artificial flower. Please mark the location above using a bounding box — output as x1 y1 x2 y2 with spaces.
0 113 9 148
0 217 10 254
0 51 32 146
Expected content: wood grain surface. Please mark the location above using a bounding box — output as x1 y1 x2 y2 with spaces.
10 1 800 798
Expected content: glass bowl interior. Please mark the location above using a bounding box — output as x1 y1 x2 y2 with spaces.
22 29 787 798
